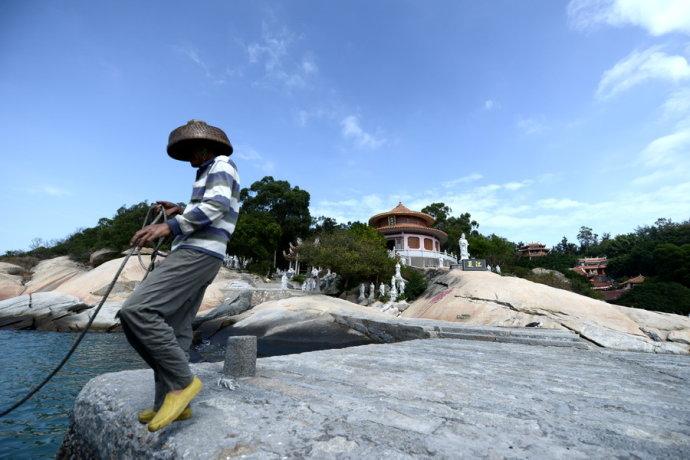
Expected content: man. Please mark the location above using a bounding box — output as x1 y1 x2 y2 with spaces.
117 120 240 432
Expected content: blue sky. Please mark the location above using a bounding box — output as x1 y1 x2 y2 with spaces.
1 0 690 253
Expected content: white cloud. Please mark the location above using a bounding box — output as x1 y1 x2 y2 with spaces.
538 198 583 209
516 117 546 134
340 115 386 149
661 87 690 119
639 126 690 166
234 146 275 173
503 180 533 191
596 46 690 99
484 99 497 110
442 173 483 188
22 185 72 197
568 0 690 36
246 21 317 90
174 44 231 84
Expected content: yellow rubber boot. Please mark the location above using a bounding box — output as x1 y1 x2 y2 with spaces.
147 376 203 432
137 406 192 424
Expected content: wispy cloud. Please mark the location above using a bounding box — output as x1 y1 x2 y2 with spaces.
568 0 690 36
639 126 690 167
246 21 318 90
596 46 690 99
173 44 235 84
340 115 386 149
516 116 546 134
22 185 72 197
537 198 583 210
442 173 483 188
484 99 498 110
234 146 275 173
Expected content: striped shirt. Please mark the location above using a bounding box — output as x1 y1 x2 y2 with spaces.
167 155 240 259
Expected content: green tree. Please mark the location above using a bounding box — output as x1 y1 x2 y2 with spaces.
299 225 394 291
239 176 311 266
577 226 599 252
615 280 690 315
421 202 479 252
228 212 282 275
468 233 516 267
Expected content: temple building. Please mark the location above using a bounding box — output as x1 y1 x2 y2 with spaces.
572 257 608 277
517 242 550 258
369 202 457 268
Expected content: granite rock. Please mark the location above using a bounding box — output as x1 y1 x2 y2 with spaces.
59 339 690 459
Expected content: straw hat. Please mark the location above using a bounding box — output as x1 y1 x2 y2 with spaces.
167 120 233 161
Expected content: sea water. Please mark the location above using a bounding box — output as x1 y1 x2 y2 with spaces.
0 330 145 458
0 330 359 458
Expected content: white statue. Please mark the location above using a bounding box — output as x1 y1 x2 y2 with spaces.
399 279 406 294
395 262 402 279
301 281 307 291
358 283 366 301
459 233 470 261
400 257 406 266
311 266 319 277
369 283 375 301
496 265 501 274
281 273 288 289
287 267 295 278
487 264 492 272
439 256 444 267
379 282 386 297
390 283 398 302
233 255 240 269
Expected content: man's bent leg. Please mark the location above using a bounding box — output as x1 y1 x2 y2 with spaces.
118 249 221 393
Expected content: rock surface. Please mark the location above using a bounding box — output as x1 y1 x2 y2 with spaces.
88 248 119 267
403 270 690 353
59 338 690 459
23 256 86 294
0 292 92 330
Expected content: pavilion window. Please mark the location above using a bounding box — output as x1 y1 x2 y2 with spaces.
408 236 420 249
424 238 433 250
388 216 396 226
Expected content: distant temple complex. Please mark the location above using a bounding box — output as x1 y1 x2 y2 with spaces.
572 257 608 277
369 203 457 268
517 242 550 258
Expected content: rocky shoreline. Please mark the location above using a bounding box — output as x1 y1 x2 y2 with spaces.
58 338 690 459
1 255 690 355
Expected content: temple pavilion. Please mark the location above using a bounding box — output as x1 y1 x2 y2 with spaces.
369 202 457 268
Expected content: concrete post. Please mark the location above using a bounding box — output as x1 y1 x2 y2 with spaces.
223 335 257 377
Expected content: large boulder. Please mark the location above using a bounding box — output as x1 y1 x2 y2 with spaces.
0 292 92 330
54 256 152 304
88 248 119 267
402 270 690 354
23 256 86 294
0 275 24 300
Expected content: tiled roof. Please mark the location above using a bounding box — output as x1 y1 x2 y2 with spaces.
368 202 435 226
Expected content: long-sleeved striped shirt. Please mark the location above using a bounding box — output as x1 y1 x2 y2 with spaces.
167 155 240 259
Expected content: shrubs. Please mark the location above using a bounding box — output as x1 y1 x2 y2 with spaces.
615 280 690 315
399 266 427 301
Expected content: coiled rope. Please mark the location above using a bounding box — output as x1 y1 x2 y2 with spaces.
0 205 168 418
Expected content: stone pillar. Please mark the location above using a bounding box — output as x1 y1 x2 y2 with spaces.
223 335 257 378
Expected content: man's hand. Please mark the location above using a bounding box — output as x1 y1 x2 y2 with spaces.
130 223 171 248
155 200 183 217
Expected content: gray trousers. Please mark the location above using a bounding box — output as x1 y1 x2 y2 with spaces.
118 248 221 409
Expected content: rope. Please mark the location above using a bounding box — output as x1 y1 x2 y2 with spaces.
0 205 168 418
